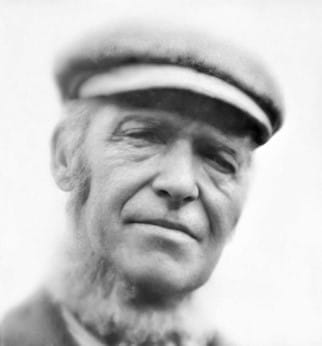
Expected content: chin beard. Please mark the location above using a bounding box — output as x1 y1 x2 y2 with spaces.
46 232 220 345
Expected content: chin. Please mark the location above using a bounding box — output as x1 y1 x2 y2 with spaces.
114 250 212 299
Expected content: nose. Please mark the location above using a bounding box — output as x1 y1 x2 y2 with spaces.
152 140 199 206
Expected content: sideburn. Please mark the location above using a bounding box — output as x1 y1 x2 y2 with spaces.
67 154 91 223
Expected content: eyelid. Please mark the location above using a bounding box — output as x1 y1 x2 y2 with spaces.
198 143 239 174
114 115 164 132
110 116 173 147
209 155 237 174
114 114 177 140
115 117 146 131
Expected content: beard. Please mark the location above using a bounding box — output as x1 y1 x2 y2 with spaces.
46 156 220 345
46 234 220 345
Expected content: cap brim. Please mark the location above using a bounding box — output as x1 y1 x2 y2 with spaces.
78 64 272 138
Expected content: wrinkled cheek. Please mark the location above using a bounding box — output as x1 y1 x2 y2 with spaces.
198 239 225 285
204 192 245 242
199 170 250 242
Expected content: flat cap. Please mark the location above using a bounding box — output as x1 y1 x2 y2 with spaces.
54 22 284 144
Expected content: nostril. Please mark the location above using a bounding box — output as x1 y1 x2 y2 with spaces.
157 189 170 198
156 188 196 205
184 195 195 203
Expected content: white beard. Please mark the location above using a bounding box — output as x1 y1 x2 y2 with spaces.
45 230 219 346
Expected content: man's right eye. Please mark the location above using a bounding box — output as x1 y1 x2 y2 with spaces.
111 118 168 146
123 128 165 145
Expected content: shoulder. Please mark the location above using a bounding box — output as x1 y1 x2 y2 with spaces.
0 290 76 346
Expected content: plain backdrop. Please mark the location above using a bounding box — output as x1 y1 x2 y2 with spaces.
1 1 322 345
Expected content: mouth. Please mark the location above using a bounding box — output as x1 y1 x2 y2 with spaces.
126 218 199 241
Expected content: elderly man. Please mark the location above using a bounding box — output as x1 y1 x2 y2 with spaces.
0 22 283 346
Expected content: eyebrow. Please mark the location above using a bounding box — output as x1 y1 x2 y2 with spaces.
114 112 178 132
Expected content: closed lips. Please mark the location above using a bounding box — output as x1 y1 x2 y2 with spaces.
126 218 199 241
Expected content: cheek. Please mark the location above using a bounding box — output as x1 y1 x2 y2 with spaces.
201 178 249 241
82 160 157 255
88 141 158 199
203 241 225 273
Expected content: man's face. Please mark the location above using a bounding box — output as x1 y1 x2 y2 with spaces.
77 96 254 297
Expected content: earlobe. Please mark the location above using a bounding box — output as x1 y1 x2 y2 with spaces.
51 125 74 192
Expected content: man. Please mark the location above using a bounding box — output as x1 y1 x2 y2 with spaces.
0 22 283 346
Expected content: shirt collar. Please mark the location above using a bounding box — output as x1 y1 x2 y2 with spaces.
62 307 106 346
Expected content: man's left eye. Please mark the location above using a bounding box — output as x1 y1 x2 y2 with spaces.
202 151 237 175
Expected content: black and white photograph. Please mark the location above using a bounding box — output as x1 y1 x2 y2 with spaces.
0 1 322 345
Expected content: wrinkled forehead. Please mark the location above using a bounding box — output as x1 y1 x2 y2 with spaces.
92 89 260 143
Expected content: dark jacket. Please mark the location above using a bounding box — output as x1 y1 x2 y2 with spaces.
0 291 77 346
0 291 224 346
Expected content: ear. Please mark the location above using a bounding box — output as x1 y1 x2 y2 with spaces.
51 124 74 191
